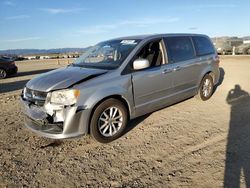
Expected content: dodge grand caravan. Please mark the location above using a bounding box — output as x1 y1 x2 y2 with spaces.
21 34 220 143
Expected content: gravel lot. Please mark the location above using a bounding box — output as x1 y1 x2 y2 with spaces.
0 56 250 187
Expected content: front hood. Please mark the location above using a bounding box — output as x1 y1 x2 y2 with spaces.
26 66 107 92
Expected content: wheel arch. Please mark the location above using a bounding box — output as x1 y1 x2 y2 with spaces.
197 69 215 93
87 95 131 133
208 71 215 83
0 66 7 71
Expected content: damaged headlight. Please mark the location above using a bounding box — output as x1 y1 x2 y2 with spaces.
49 89 80 106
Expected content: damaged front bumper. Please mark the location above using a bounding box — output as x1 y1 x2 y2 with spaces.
20 96 91 139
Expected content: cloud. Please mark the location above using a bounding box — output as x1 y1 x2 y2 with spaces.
78 17 180 34
119 17 180 27
3 37 42 43
172 4 237 11
164 17 180 23
193 4 237 8
41 8 86 14
5 15 30 20
3 0 15 6
78 25 117 34
188 27 198 30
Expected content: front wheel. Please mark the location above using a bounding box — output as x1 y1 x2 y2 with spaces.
0 69 7 79
196 74 214 101
90 98 128 143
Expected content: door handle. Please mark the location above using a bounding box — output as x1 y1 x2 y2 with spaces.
173 66 181 71
162 69 173 74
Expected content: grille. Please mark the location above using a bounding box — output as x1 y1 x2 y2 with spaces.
24 87 47 106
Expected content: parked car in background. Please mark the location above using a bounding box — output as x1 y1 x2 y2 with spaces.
215 41 233 55
0 56 18 79
21 33 220 143
213 37 243 55
235 43 250 55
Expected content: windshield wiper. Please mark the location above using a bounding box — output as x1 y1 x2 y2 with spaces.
71 63 108 70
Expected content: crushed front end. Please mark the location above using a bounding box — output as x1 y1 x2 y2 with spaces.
20 87 90 139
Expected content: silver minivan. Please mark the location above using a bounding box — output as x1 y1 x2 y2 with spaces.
21 34 220 143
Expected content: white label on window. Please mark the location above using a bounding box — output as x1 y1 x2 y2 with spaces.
121 40 137 45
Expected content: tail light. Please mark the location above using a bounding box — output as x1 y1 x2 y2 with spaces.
214 55 220 65
10 61 15 65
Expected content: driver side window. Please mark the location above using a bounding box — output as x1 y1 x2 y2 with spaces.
135 40 164 68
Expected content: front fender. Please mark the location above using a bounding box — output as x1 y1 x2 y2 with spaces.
88 86 133 110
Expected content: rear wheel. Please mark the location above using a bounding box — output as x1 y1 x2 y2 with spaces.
196 74 214 101
0 69 7 79
90 98 128 143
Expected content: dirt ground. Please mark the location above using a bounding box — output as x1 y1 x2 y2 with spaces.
0 56 250 187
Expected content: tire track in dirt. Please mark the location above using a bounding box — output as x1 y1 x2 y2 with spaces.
169 133 227 162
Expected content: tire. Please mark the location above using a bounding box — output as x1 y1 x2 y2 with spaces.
0 68 7 79
196 74 214 101
90 98 128 143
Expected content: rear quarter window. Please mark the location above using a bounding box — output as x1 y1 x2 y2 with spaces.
193 36 215 56
164 36 195 63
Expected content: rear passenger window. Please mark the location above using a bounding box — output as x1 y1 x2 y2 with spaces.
164 37 195 63
193 36 215 56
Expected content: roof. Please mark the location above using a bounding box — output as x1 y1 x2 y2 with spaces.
110 33 209 41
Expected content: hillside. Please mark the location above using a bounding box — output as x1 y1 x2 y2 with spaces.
0 47 90 56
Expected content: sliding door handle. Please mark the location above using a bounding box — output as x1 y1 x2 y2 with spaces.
173 66 181 71
162 69 173 74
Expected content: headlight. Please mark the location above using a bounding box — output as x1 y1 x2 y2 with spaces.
49 89 80 106
23 87 27 99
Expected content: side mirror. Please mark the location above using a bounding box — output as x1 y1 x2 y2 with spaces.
133 58 150 70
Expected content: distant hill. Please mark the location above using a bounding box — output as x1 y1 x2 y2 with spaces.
0 47 91 56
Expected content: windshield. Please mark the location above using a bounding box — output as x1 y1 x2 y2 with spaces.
73 39 141 69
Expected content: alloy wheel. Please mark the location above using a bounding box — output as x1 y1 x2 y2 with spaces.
98 107 123 137
202 78 212 97
0 69 7 79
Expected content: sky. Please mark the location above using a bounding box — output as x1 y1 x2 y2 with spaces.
0 0 249 50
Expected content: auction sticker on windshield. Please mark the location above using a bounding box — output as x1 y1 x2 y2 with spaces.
121 40 137 45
